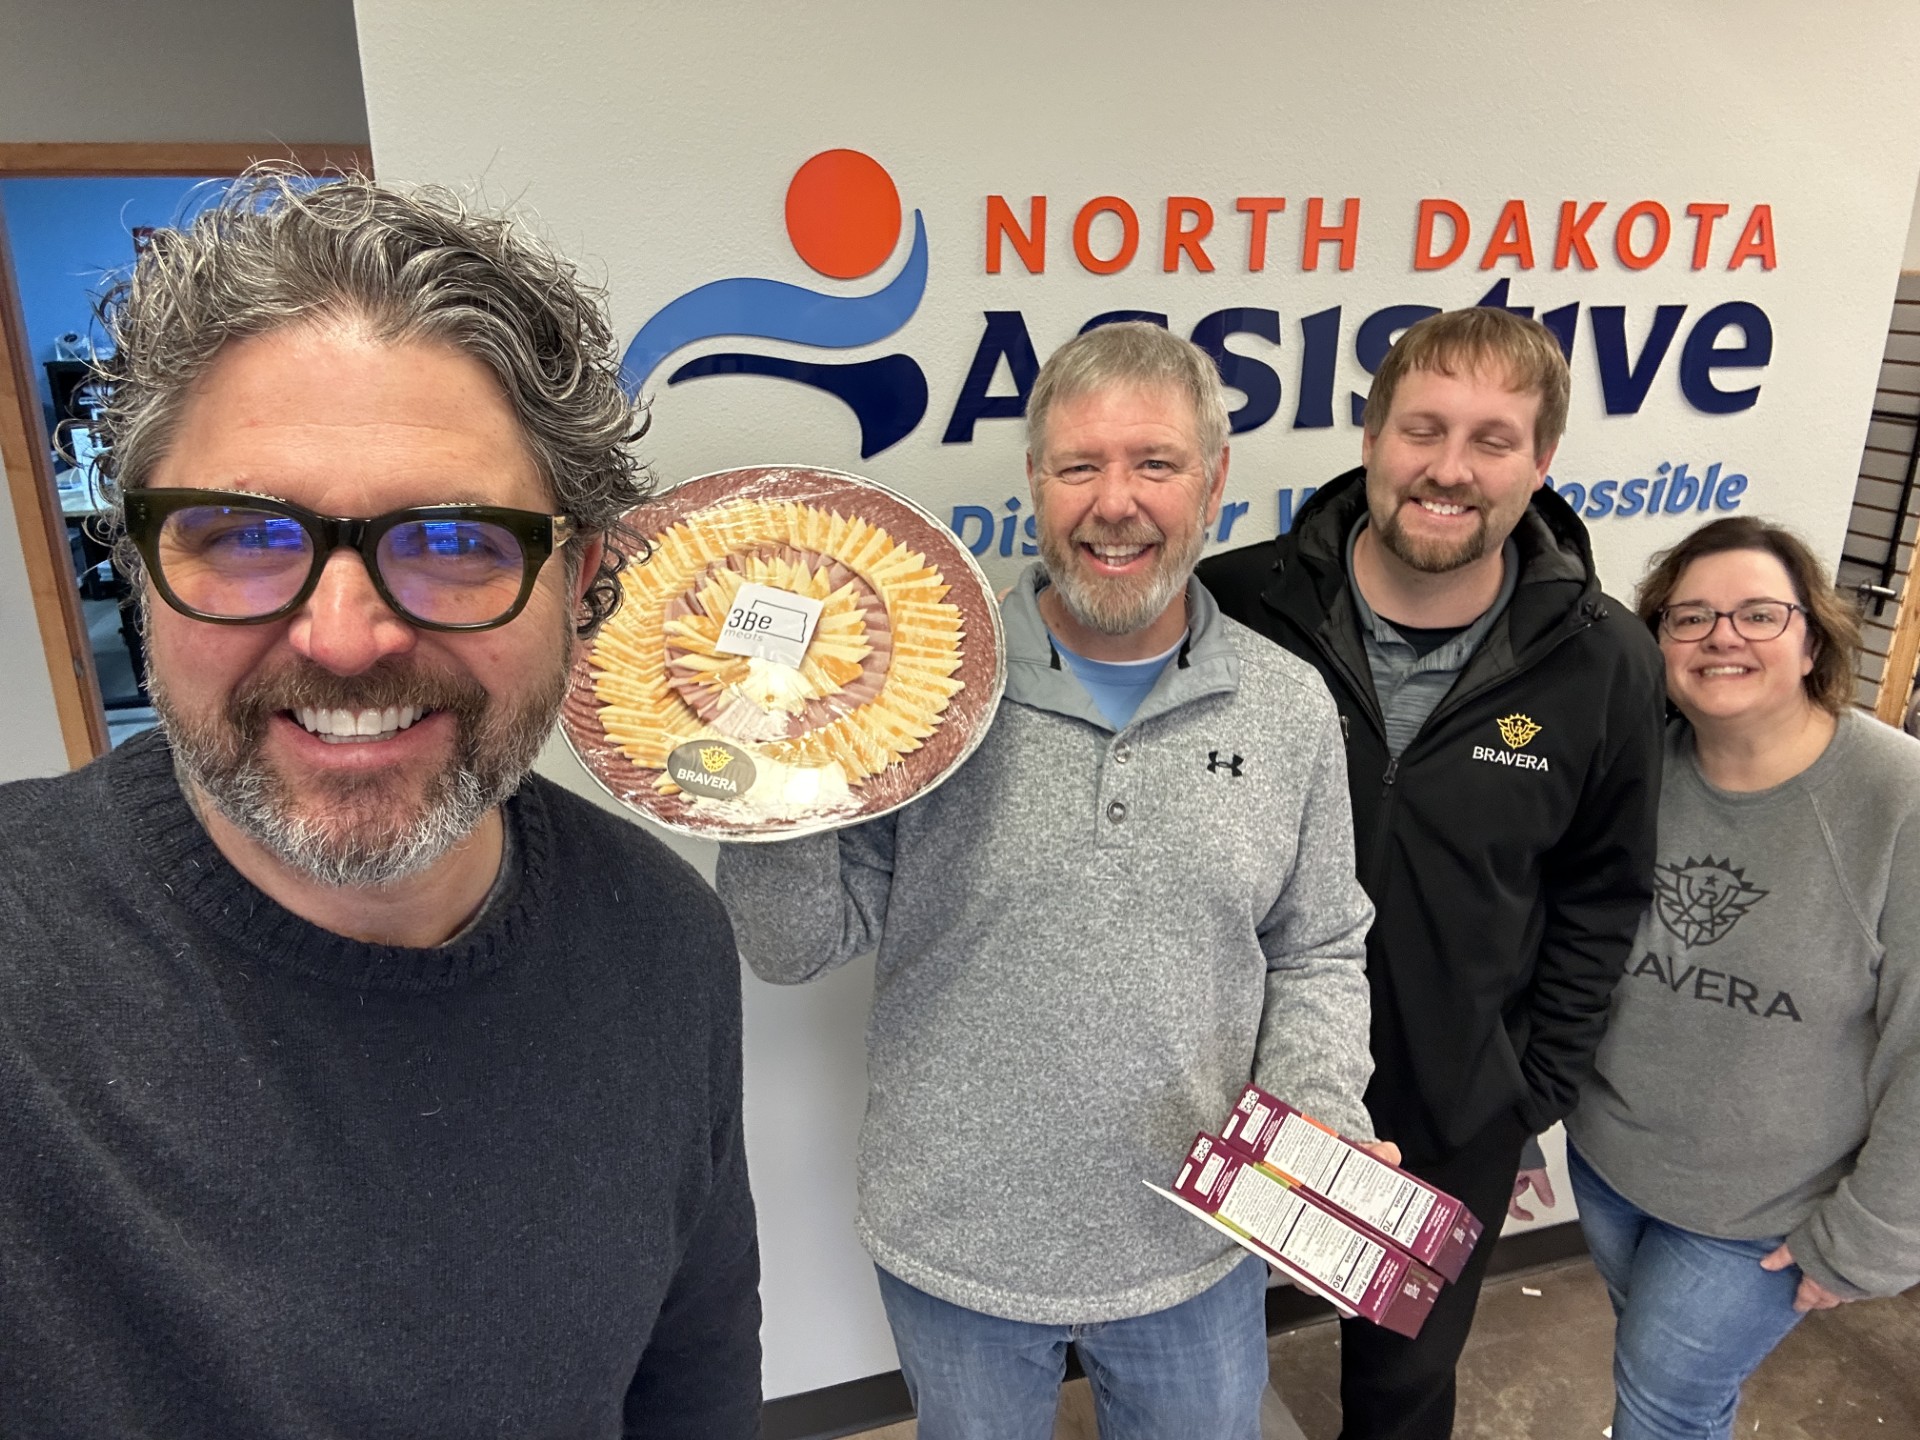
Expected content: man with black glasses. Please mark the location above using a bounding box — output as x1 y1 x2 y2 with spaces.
0 172 760 1438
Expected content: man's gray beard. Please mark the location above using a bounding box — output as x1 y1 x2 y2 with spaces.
1038 511 1208 638
152 652 568 890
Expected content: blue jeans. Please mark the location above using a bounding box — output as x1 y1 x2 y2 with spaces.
875 1258 1269 1440
1568 1144 1805 1440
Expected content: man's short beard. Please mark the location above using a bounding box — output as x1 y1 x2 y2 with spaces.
1374 514 1489 574
152 653 568 890
1038 507 1208 638
1371 491 1491 575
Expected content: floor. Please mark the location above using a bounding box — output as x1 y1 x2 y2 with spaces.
849 1258 1920 1439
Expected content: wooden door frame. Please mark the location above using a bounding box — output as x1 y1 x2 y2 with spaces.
0 141 370 768
1875 552 1920 724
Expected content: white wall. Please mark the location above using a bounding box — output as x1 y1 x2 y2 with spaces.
0 451 73 779
353 0 1920 1399
1906 174 1920 272
354 2 1920 595
0 0 367 145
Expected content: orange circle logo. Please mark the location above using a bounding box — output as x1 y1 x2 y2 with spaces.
785 149 902 280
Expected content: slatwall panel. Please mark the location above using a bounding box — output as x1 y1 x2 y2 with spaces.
1837 270 1920 711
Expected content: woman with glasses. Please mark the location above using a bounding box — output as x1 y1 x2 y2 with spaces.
1564 515 1920 1440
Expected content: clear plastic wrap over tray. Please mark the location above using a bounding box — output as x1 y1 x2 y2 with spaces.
562 465 1007 840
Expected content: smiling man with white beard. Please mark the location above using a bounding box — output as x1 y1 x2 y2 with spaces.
717 321 1385 1438
0 170 760 1439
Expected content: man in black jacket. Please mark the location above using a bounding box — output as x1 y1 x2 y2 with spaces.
1198 308 1662 1440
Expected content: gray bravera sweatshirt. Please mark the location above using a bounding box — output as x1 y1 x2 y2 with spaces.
1568 712 1920 1299
716 568 1376 1323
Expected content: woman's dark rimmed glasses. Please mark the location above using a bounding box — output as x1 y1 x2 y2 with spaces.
122 488 576 632
1657 600 1805 644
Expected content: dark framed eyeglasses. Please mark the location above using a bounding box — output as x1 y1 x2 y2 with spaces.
122 488 577 632
1657 600 1805 644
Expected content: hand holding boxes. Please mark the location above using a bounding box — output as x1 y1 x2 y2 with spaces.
1219 1084 1482 1282
1154 1083 1487 1338
1163 1135 1443 1337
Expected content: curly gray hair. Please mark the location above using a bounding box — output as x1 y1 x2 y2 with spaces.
93 165 650 634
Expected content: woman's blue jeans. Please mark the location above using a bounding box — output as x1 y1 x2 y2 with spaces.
1568 1143 1806 1440
875 1256 1269 1440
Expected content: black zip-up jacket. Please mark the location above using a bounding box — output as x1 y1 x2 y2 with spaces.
1198 468 1663 1159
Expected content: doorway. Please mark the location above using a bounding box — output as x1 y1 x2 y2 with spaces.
0 142 369 768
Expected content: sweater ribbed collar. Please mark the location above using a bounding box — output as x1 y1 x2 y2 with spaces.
1001 564 1239 731
105 728 549 993
1674 707 1862 809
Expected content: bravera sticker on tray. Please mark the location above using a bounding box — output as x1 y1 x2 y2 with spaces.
563 465 1007 840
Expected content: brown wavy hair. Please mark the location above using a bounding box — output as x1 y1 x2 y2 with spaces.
1361 307 1571 458
1634 516 1861 714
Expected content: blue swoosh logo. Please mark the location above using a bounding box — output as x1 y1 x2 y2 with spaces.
620 211 929 394
667 354 928 459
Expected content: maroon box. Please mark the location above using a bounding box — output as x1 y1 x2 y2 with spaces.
1166 1134 1442 1338
1217 1085 1483 1282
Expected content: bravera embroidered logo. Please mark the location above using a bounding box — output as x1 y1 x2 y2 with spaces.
1471 713 1550 771
619 149 930 458
1652 857 1768 946
1495 713 1542 748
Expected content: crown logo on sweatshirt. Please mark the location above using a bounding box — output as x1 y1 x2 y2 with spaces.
1653 857 1768 947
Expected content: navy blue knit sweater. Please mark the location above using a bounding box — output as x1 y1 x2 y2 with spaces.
0 731 760 1438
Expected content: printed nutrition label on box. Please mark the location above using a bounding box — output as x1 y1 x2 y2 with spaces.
1265 1114 1349 1190
1280 1205 1387 1303
1269 1115 1431 1246
1217 1163 1308 1248
1216 1168 1381 1304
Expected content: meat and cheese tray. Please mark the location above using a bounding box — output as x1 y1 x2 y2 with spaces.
562 465 1007 840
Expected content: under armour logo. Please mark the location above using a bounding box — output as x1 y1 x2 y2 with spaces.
1207 751 1244 777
